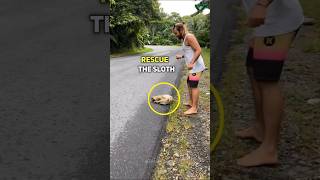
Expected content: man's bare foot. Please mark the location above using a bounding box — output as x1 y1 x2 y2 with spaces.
184 107 197 115
237 146 278 167
235 126 263 142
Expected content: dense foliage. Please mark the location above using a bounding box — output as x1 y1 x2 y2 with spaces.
145 12 210 47
110 0 210 53
110 0 161 52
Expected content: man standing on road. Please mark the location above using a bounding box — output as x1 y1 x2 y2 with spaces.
236 0 304 167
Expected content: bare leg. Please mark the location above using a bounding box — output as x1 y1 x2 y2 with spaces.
184 84 193 107
236 67 264 142
184 72 202 115
192 87 200 109
184 87 199 115
237 81 282 167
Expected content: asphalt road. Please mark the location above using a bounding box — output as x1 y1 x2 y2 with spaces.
110 46 184 179
0 1 107 179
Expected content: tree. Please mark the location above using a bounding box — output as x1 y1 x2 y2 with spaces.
144 12 210 48
110 0 160 52
183 13 210 48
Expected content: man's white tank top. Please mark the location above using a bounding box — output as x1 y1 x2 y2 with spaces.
242 0 304 37
182 34 206 73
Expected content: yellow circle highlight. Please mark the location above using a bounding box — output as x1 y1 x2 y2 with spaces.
210 84 225 152
147 82 180 116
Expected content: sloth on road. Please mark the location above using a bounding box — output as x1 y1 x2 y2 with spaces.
151 95 174 105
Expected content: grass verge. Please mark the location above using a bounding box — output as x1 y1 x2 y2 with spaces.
153 48 210 179
299 0 320 53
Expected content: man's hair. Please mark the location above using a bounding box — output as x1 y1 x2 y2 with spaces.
173 22 189 37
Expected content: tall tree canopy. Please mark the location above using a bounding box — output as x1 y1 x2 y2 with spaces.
144 12 210 48
110 0 160 52
110 0 210 52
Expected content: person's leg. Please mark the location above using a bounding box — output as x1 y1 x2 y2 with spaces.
184 72 201 115
184 83 193 107
191 87 200 109
184 87 199 115
236 46 265 142
235 67 264 142
237 32 296 167
184 76 193 107
237 80 282 166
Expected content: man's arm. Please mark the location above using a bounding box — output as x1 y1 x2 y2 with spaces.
187 35 202 65
247 0 274 27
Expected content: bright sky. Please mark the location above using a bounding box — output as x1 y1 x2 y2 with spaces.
158 0 210 17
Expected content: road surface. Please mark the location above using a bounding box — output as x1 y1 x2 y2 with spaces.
0 1 107 179
110 46 184 179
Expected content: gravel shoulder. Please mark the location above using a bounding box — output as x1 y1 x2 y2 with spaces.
153 49 211 179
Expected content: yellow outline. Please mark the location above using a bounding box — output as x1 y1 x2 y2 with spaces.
210 84 225 152
147 82 181 116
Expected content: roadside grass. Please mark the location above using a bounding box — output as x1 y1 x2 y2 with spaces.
153 48 210 179
202 48 210 70
232 6 250 44
211 6 252 178
300 0 320 22
111 47 153 58
212 46 249 173
299 0 320 53
200 48 211 111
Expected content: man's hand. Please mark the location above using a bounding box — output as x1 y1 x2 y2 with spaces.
187 63 194 70
247 4 267 27
176 54 183 60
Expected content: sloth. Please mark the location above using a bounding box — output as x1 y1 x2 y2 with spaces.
151 94 174 105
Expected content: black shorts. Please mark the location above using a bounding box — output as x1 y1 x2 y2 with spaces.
187 72 201 88
246 47 284 81
246 30 299 81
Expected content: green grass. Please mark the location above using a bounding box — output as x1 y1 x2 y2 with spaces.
232 6 250 44
300 0 320 22
202 48 210 69
302 39 320 53
111 47 153 58
299 0 320 53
